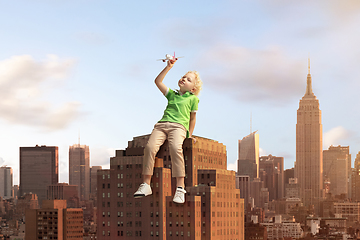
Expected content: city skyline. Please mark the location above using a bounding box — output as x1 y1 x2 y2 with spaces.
1 1 360 185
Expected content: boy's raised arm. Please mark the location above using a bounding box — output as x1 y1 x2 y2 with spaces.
155 60 176 95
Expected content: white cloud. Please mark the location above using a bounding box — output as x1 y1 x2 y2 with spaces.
323 126 350 149
259 148 267 156
227 161 237 172
0 55 82 130
196 44 305 105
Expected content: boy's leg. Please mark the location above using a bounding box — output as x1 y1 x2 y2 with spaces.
135 123 167 198
167 123 187 179
167 123 187 203
142 123 167 176
143 175 152 185
176 177 185 189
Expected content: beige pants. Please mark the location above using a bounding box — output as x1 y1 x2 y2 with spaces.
142 122 186 177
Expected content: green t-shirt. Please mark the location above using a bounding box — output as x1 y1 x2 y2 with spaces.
159 88 199 132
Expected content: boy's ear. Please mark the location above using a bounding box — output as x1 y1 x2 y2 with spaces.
191 87 196 93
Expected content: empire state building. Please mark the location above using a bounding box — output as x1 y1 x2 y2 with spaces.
295 61 324 209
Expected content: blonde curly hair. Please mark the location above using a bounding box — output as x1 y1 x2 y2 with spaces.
187 71 202 96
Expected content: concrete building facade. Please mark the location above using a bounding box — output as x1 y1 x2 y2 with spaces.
323 145 350 197
259 155 284 201
333 202 360 223
237 132 259 181
69 144 90 201
47 183 79 208
295 63 324 209
261 215 303 240
352 152 360 201
97 135 244 240
90 166 102 203
19 145 58 205
236 175 250 208
25 199 83 240
0 166 13 199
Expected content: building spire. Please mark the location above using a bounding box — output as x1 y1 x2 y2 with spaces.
305 58 314 96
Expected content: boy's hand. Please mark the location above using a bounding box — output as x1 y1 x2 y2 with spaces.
167 59 176 68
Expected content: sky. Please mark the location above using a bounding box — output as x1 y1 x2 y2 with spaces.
1 0 360 185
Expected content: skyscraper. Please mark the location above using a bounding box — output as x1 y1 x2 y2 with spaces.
295 61 323 209
97 135 244 239
237 131 259 180
352 152 360 201
69 144 90 201
19 145 58 205
323 145 350 197
90 166 102 204
0 166 13 199
259 155 284 201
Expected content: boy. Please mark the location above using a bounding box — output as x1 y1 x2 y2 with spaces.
133 59 202 203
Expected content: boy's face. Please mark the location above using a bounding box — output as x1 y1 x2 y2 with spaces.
178 72 196 94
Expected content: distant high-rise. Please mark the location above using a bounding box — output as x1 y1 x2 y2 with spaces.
295 61 323 208
47 183 79 208
0 166 13 199
323 145 350 197
352 152 360 201
69 144 90 201
259 155 284 201
236 175 251 207
90 166 102 204
19 145 58 205
238 131 259 180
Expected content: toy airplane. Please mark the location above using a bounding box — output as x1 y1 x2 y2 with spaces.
157 52 184 62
